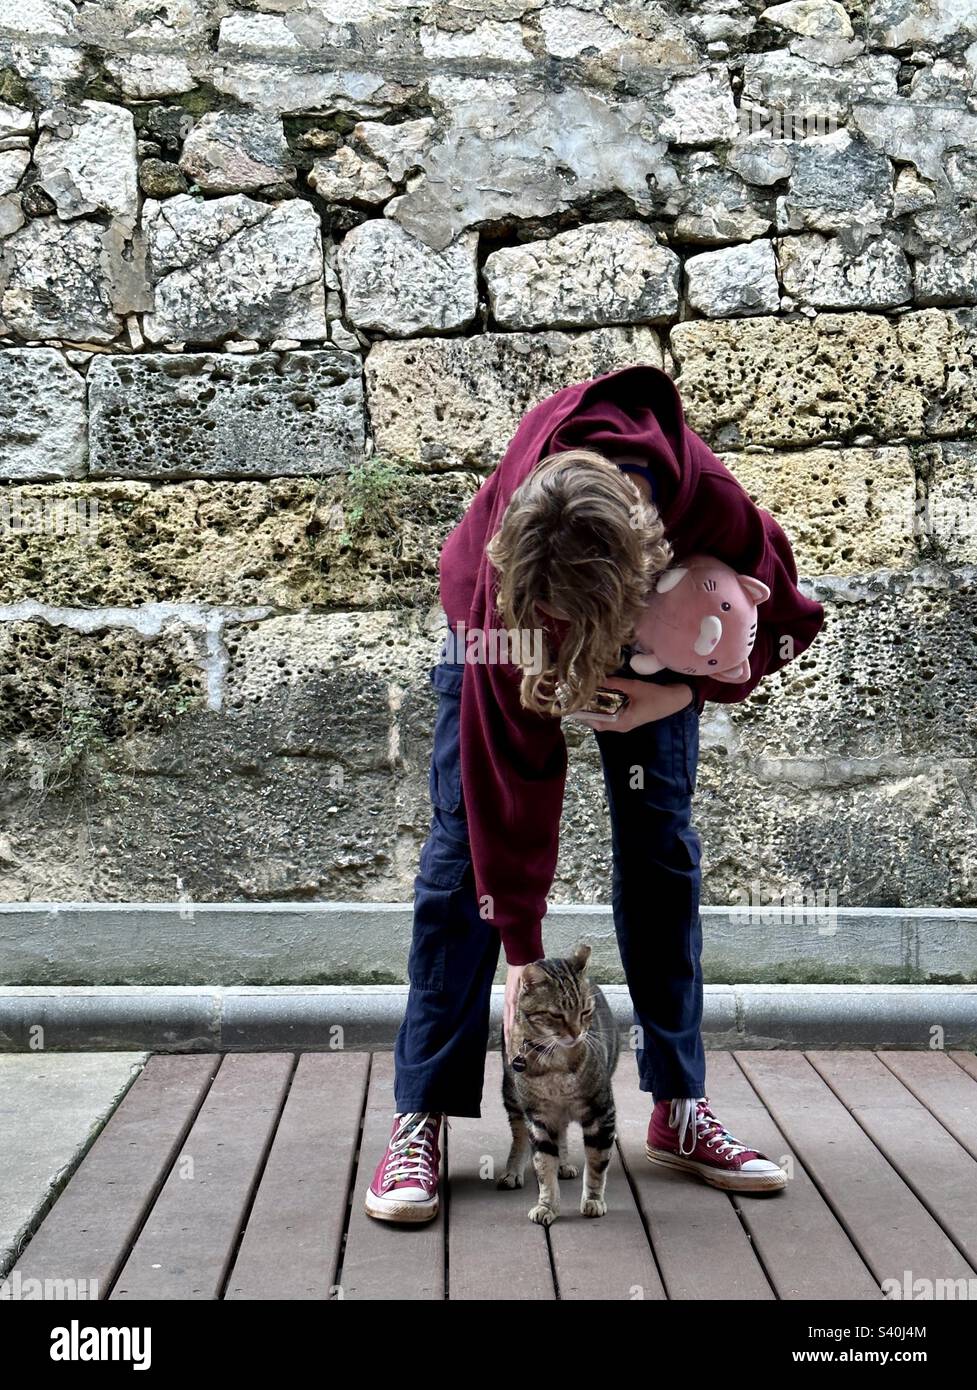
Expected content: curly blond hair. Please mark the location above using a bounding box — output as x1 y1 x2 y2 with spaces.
485 448 672 717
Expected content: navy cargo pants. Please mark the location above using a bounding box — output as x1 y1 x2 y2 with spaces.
393 625 705 1118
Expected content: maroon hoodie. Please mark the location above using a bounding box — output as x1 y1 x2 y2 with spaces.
438 362 825 966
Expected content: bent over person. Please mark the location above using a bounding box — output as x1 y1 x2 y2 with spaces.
364 361 826 1223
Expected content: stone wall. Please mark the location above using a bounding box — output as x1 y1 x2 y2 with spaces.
0 1 975 943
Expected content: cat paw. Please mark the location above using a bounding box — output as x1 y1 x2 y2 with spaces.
496 1170 524 1189
528 1203 558 1227
580 1196 607 1218
558 1163 578 1179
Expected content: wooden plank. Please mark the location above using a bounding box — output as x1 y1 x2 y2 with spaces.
110 1053 293 1300
706 1053 882 1300
807 1050 977 1271
614 1070 775 1300
447 1051 555 1300
950 1050 977 1083
338 1054 444 1300
737 1051 977 1288
12 1055 219 1299
880 1052 977 1162
225 1052 370 1301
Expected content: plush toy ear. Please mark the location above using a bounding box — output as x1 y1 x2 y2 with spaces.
738 575 771 605
655 566 689 594
629 651 665 674
712 660 752 684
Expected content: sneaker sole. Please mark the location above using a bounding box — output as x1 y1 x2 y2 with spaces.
645 1144 787 1192
364 1188 440 1223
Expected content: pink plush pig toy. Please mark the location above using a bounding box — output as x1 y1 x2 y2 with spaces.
629 554 772 684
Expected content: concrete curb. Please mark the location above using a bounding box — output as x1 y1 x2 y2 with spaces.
1 984 975 1052
1 903 975 986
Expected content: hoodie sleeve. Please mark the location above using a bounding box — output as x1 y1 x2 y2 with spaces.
459 614 568 966
676 467 825 705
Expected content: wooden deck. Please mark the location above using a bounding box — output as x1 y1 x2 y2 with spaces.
10 1049 977 1301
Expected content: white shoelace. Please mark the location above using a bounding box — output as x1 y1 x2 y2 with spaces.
383 1112 439 1187
668 1097 749 1159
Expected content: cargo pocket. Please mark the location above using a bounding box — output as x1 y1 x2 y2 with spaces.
428 661 465 815
670 700 700 799
406 915 447 992
675 822 703 872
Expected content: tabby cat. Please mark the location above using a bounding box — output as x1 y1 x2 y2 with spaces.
498 943 620 1225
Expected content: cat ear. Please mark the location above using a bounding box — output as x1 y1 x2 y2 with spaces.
570 942 592 974
520 962 547 991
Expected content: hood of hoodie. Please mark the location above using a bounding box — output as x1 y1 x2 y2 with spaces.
439 362 703 631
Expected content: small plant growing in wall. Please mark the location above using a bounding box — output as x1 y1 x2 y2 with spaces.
22 703 114 812
338 454 410 546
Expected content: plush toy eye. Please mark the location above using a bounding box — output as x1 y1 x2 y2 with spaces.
721 602 731 611
708 658 718 665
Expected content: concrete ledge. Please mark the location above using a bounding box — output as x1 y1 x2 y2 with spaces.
1 984 975 1052
1 903 976 986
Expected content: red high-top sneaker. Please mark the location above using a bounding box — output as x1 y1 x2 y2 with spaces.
646 1097 786 1192
365 1112 443 1222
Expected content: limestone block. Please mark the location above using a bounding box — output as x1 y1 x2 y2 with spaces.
660 67 738 144
308 146 396 204
35 100 138 223
927 441 977 563
337 219 478 336
777 233 912 310
0 473 477 608
914 248 977 307
0 148 29 196
727 571 977 762
534 2 700 67
366 325 663 470
720 446 917 574
385 78 679 251
742 49 899 124
671 309 977 448
0 619 207 743
143 194 328 343
671 153 773 242
726 134 795 187
867 0 977 50
685 240 781 317
483 220 681 329
852 99 977 192
104 52 196 99
0 218 127 342
759 0 862 64
690 757 977 914
777 129 894 243
179 110 295 194
0 349 86 480
351 118 437 183
88 350 364 479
